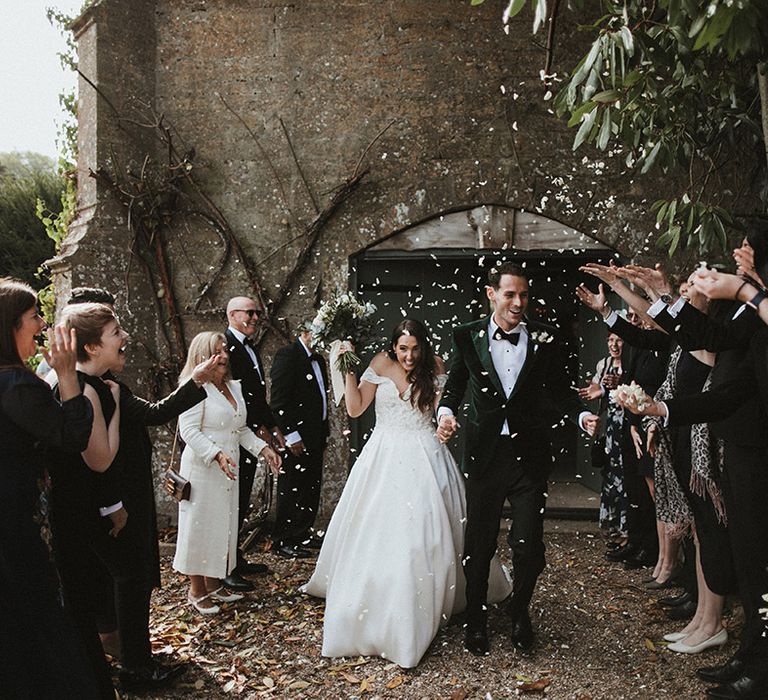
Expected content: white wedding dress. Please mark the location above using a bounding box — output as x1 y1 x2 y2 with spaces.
302 367 511 668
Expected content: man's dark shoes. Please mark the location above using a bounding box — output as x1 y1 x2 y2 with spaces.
273 544 312 559
235 560 271 576
659 590 695 607
221 573 255 591
511 610 534 654
623 549 657 569
118 660 186 691
706 673 768 699
698 657 745 684
666 599 696 621
606 544 636 562
464 625 490 655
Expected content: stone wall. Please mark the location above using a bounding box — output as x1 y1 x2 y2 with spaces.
60 0 755 525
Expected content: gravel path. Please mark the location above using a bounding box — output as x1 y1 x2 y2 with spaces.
130 521 736 699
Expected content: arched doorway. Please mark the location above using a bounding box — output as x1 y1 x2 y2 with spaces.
349 205 619 514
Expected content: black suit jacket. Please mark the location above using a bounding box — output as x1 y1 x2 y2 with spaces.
225 328 276 430
270 340 330 452
660 302 767 447
439 317 586 478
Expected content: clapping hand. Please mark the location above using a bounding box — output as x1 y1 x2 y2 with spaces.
582 414 600 437
43 324 77 376
214 451 237 480
578 382 603 401
191 354 221 386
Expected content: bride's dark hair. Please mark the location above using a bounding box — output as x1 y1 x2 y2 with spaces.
387 318 437 414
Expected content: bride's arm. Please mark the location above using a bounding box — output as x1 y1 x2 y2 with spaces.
432 355 447 413
345 352 385 417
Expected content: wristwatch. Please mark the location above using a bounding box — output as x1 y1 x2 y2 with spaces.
746 289 768 310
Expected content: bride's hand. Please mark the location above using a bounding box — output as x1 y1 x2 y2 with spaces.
436 415 457 443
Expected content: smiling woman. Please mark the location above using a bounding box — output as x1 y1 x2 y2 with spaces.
0 277 101 698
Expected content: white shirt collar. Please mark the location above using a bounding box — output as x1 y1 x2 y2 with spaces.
298 337 313 357
228 326 251 345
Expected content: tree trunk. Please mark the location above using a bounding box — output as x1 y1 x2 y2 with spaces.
759 61 768 171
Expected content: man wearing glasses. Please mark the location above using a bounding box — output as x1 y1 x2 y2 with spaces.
224 297 286 590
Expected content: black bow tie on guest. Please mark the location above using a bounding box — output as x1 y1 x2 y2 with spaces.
309 352 322 363
493 328 521 345
242 336 256 349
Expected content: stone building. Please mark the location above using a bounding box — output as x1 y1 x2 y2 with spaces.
53 0 748 525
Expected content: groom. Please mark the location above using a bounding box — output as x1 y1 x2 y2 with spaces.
437 262 599 655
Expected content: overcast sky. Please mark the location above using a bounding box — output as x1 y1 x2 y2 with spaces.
0 0 85 160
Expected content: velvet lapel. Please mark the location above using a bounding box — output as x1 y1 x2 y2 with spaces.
470 318 504 396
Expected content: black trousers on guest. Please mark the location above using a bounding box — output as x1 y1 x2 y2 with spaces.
719 442 768 660
621 442 658 556
272 443 324 548
464 437 547 626
236 447 260 551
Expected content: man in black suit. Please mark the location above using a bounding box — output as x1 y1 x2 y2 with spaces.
269 324 330 558
225 296 285 587
437 262 599 656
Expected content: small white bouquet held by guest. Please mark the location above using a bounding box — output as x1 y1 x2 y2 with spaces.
311 292 376 405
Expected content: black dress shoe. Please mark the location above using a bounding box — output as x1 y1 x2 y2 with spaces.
706 672 768 699
659 590 695 607
221 573 255 591
511 610 534 653
623 549 657 569
119 661 186 691
273 544 312 559
666 599 697 621
235 560 271 576
606 544 637 562
464 626 490 655
698 657 745 684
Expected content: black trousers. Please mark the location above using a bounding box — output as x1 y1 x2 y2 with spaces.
719 442 768 660
464 437 546 625
272 443 324 548
622 442 657 556
237 447 260 549
90 521 154 671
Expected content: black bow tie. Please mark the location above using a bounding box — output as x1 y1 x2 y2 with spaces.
242 336 255 349
309 352 322 362
493 328 520 345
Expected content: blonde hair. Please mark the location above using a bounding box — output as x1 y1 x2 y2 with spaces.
179 331 229 384
59 303 118 362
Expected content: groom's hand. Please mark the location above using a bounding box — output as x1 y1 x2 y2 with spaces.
582 414 600 437
436 415 457 443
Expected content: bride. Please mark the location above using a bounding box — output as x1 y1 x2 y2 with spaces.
303 318 511 668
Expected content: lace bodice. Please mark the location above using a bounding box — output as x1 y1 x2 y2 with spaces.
360 366 446 432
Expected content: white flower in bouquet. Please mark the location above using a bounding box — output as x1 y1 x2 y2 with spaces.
610 381 651 411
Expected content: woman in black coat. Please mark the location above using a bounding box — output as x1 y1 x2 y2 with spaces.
0 277 99 699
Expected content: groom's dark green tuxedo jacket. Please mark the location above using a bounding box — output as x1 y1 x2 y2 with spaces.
439 316 586 478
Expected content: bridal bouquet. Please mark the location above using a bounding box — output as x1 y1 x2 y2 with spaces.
311 293 377 404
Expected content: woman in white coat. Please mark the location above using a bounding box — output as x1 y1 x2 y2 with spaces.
173 332 281 614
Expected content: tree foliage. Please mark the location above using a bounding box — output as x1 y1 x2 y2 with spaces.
0 153 64 288
475 0 768 255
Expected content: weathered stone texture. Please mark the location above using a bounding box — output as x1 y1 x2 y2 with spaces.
60 0 754 525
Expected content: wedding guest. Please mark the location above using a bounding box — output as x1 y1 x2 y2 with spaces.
579 332 628 544
48 302 124 699
269 323 329 558
225 296 285 588
172 332 281 614
438 263 599 656
0 277 100 699
64 287 217 691
303 318 511 667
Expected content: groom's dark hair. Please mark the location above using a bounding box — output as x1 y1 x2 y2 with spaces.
487 262 527 290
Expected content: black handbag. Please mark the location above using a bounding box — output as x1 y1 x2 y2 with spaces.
164 422 190 501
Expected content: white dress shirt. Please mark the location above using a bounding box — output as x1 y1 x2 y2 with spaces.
488 317 527 435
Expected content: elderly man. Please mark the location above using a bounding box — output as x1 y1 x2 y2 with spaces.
225 297 285 589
